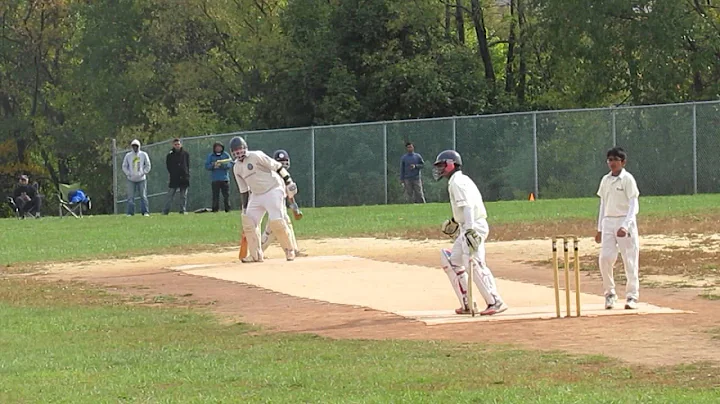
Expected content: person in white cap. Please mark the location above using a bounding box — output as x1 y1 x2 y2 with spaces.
122 139 152 216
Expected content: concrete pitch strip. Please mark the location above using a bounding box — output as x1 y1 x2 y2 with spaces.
169 255 691 326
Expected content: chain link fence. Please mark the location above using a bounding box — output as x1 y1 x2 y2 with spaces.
113 101 720 213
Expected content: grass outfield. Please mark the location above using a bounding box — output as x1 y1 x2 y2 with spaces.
2 195 720 401
2 194 720 266
1 278 719 403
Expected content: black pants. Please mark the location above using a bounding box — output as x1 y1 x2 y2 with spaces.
15 196 41 216
211 181 230 212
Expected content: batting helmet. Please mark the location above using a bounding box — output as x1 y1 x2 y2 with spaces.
229 136 248 160
432 150 462 181
273 149 290 169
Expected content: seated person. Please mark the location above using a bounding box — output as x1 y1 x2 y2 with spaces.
12 175 42 217
68 189 92 210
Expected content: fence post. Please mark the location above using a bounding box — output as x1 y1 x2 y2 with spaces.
112 138 118 215
532 112 539 199
611 107 617 147
383 123 388 205
452 117 457 150
311 127 316 207
692 102 698 194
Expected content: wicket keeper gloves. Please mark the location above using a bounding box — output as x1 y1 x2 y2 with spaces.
464 228 481 252
441 218 459 237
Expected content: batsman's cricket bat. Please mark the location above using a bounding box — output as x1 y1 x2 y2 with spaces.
289 197 303 220
239 235 248 259
468 259 476 317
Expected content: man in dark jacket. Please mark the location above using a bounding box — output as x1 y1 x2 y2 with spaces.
205 141 233 212
162 138 190 215
12 174 42 218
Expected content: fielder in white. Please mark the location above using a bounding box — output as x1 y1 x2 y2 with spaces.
261 149 306 257
434 150 508 316
595 147 640 310
229 136 299 263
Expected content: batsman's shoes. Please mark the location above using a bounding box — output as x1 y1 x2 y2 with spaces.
625 298 638 310
294 249 308 257
454 302 478 315
480 301 508 316
285 249 296 261
605 294 617 309
241 256 264 264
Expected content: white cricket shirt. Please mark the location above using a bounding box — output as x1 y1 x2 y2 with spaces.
596 169 639 218
233 151 284 195
448 171 487 224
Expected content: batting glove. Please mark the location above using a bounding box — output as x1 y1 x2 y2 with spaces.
286 181 298 198
464 228 481 252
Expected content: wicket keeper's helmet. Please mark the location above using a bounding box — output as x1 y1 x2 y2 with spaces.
273 149 290 169
229 136 248 160
433 150 462 181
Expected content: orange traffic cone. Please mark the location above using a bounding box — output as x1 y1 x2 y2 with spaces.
528 193 535 201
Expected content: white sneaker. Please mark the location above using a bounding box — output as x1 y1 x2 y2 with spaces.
285 249 296 261
241 256 264 263
480 301 509 316
625 298 638 310
143 213 150 217
605 294 617 309
295 250 308 257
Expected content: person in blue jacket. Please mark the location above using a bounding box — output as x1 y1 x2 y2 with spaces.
205 142 233 212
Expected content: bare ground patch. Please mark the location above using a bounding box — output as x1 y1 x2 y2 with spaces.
9 234 718 368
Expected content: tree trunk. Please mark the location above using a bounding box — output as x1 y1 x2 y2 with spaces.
505 0 516 94
456 0 465 45
469 0 495 82
517 0 527 105
445 4 451 40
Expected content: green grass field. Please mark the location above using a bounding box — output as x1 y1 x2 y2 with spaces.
2 194 720 402
3 194 720 266
1 278 719 403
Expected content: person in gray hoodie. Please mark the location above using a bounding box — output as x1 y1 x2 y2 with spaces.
122 139 152 216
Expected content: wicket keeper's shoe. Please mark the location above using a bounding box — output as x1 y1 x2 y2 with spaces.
625 298 638 310
605 294 617 309
480 300 508 316
455 302 478 315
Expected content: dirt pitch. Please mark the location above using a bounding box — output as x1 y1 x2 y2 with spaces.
34 234 720 368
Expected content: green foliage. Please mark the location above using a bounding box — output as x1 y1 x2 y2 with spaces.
3 0 720 214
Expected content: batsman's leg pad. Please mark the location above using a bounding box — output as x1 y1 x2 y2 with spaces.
242 214 263 261
268 219 294 252
469 258 499 306
261 223 274 252
441 249 470 309
286 219 299 251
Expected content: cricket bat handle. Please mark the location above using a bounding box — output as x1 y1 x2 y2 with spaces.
289 197 303 220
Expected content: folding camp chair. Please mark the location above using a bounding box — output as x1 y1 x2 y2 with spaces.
58 182 86 218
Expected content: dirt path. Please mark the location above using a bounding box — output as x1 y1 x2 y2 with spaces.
35 237 720 367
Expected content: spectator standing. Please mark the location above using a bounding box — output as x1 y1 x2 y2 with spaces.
400 142 426 203
205 141 233 212
122 139 152 216
163 138 191 215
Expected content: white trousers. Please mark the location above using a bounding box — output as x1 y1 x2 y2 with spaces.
246 187 286 227
599 216 640 300
441 220 502 307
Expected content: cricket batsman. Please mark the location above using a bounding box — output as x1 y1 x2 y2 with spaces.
230 136 299 262
434 150 508 316
261 149 306 257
